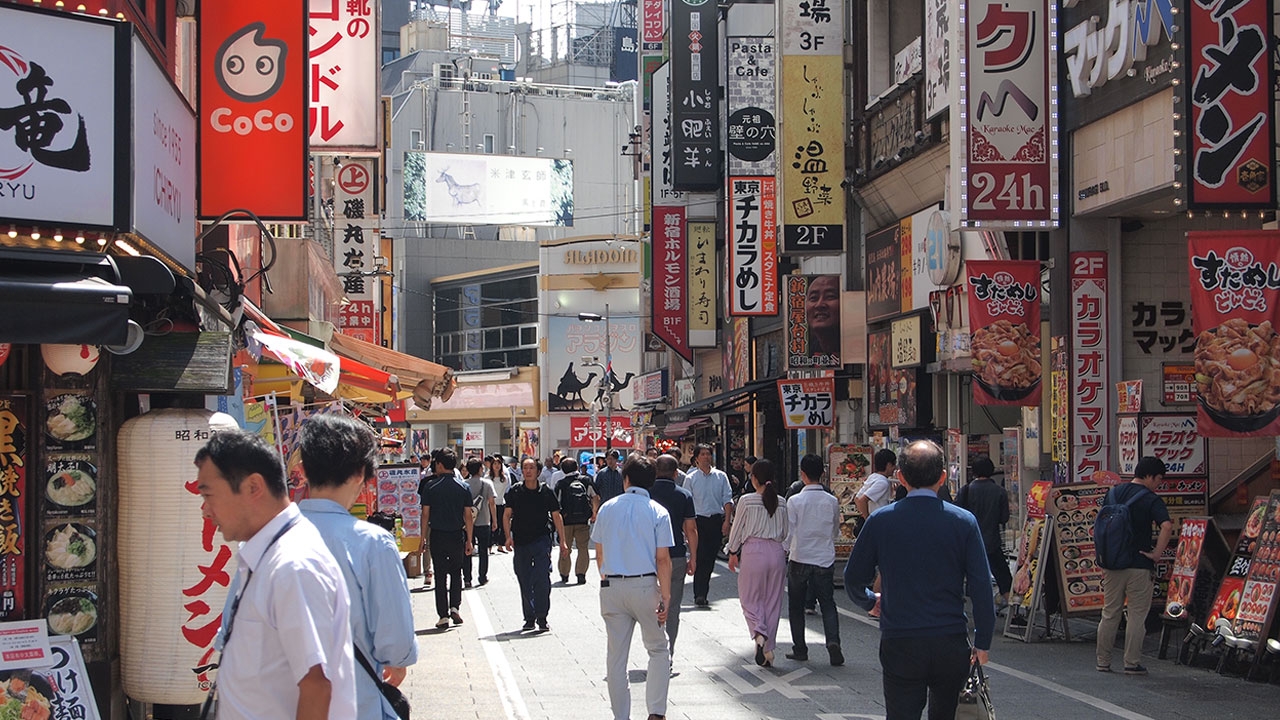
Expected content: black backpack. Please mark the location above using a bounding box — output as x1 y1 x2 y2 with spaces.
558 474 593 524
1093 486 1149 570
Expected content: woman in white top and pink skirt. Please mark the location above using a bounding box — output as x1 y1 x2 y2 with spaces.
726 458 789 666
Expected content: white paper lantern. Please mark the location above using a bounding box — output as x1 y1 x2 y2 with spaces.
41 344 100 376
118 409 239 705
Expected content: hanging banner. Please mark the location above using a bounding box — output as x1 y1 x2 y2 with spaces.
653 206 691 361
570 416 635 449
0 395 27 622
953 0 1058 228
923 0 951 120
687 221 717 346
786 275 841 369
308 0 379 148
1188 231 1280 436
728 177 778 316
669 0 720 191
199 0 308 219
1071 252 1110 479
641 0 664 50
727 36 776 176
1185 0 1275 210
865 223 904 322
966 260 1042 406
332 157 381 344
777 377 836 429
780 0 845 254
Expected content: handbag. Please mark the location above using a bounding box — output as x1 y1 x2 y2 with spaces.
354 645 411 720
955 660 995 720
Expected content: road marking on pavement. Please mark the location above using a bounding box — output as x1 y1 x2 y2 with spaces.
815 714 886 720
466 592 531 720
710 664 840 699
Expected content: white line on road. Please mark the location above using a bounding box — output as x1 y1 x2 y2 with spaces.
466 591 530 720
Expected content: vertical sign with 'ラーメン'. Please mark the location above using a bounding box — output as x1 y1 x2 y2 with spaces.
954 0 1058 228
199 0 308 219
728 177 778 316
1071 251 1110 480
333 157 381 344
787 275 841 369
1188 231 1280 436
781 0 845 254
1185 0 1275 209
687 221 716 346
670 0 719 191
653 206 691 361
966 260 1041 406
308 0 380 148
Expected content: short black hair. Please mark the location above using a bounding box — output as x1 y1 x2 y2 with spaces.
898 441 944 489
607 449 621 460
466 458 483 476
695 443 714 461
971 456 996 478
873 449 898 473
1134 456 1167 480
194 430 287 498
799 454 824 482
298 414 377 489
745 455 757 464
560 457 579 473
623 454 656 489
432 447 458 471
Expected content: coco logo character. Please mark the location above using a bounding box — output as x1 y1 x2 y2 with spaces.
210 22 293 136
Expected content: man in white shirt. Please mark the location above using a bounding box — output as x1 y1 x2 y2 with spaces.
683 443 734 607
196 430 356 720
785 454 843 666
856 449 898 520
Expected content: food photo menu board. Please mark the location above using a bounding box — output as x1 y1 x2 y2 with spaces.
1165 518 1208 618
374 465 422 551
1207 496 1268 631
1048 482 1110 616
1232 491 1280 643
827 444 872 557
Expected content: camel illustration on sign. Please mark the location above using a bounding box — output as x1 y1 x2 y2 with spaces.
437 168 481 206
594 371 637 410
551 362 597 411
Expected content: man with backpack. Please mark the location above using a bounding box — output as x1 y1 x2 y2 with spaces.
555 458 598 584
1094 456 1174 675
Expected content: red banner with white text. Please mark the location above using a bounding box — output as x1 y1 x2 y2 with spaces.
966 260 1041 406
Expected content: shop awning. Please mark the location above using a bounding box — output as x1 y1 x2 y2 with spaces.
0 246 136 345
662 417 709 438
664 377 777 424
328 331 456 408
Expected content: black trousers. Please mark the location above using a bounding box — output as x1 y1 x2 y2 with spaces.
693 514 724 601
465 525 491 583
988 548 1012 595
430 529 466 618
879 633 971 720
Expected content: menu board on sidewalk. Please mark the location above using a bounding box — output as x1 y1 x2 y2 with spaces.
1207 496 1269 630
374 465 423 551
1049 482 1110 616
1232 491 1280 642
1165 518 1208 618
827 444 872 557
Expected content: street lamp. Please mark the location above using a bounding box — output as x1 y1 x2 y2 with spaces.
578 304 612 453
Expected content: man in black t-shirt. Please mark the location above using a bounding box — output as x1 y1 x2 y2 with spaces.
1095 456 1173 676
505 457 568 631
419 448 474 629
554 458 597 584
956 457 1012 608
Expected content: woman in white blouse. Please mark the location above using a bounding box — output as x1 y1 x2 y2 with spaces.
488 455 511 552
726 458 789 666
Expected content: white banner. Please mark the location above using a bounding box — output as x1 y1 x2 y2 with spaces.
923 0 951 120
781 0 842 55
728 177 778 316
1070 252 1110 481
727 36 776 176
333 157 381 343
404 152 574 226
308 0 380 148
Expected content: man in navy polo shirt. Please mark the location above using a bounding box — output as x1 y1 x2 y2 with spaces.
647 454 698 663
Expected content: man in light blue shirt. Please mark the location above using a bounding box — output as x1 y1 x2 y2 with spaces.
682 443 734 606
298 415 418 720
592 454 674 720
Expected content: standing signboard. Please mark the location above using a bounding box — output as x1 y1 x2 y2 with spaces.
1232 491 1280 644
1071 251 1110 480
953 0 1058 228
1048 482 1112 616
669 0 719 190
827 444 872 559
373 465 421 551
1165 518 1209 619
307 0 379 148
1208 495 1269 631
1050 336 1069 483
966 260 1042 406
199 0 308 219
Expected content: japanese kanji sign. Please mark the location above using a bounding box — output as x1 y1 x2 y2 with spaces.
777 377 835 429
1187 231 1280 436
786 275 841 369
653 206 691 361
670 0 720 191
923 0 951 120
966 260 1042 406
687 221 716 346
1185 0 1275 209
954 0 1059 228
0 5 121 229
1071 251 1110 479
0 395 26 624
333 157 381 344
781 0 845 254
199 0 308 219
727 177 778 316
308 0 380 148
865 223 904 322
727 36 776 176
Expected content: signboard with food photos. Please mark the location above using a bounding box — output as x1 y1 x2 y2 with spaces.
1048 482 1110 617
373 465 422 551
827 444 872 558
1232 490 1280 644
1206 496 1269 632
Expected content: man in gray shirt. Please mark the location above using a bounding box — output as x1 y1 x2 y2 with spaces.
463 458 497 587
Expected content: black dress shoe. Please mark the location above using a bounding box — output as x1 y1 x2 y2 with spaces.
521 619 535 631
828 644 845 666
785 651 808 661
577 573 587 584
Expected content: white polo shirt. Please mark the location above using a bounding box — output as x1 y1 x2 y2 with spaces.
217 503 358 720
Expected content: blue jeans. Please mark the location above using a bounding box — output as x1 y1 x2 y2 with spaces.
787 561 840 653
513 534 553 623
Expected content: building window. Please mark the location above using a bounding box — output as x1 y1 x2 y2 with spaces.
410 129 423 149
864 0 923 103
432 274 539 370
483 134 495 154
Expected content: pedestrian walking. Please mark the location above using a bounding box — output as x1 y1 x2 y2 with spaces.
417 454 434 586
554 458 597 584
684 443 734 607
648 454 698 662
539 456 557 486
419 448 475 628
464 457 497 587
505 457 568 631
592 454 674 720
844 439 995 720
195 430 357 720
785 453 843 666
726 458 788 667
490 455 511 553
1095 456 1174 676
956 456 1012 610
594 449 625 505
856 449 897 520
297 415 418 720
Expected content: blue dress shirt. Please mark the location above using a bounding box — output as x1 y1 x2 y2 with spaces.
591 487 675 576
683 467 733 517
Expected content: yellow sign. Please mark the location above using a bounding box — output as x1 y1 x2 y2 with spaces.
687 221 717 346
781 53 845 253
891 315 922 369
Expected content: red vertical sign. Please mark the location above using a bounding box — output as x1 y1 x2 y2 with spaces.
0 395 26 620
966 260 1042 406
1071 251 1110 480
653 206 691 361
